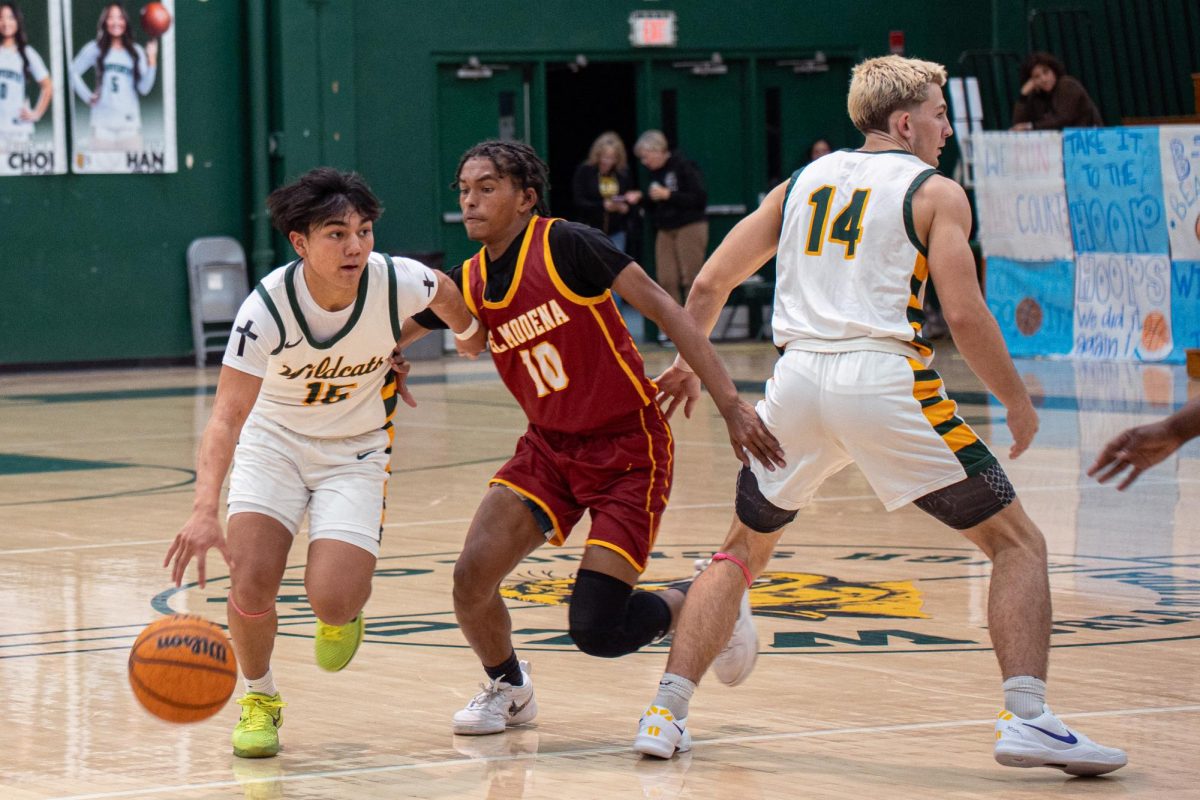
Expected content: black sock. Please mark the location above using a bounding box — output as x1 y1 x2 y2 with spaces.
483 651 523 686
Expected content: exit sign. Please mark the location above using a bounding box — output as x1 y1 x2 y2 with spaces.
629 11 677 47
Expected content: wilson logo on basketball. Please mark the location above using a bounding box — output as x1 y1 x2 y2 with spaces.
156 634 229 661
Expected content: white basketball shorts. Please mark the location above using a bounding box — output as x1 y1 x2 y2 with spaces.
227 413 392 555
750 348 997 512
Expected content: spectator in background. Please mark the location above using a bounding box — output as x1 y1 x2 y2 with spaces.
805 137 833 163
632 130 709 323
572 131 636 252
1011 52 1101 131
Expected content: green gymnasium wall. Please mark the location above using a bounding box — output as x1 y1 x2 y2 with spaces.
2 0 995 368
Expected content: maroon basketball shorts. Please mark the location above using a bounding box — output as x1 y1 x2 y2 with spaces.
490 403 674 572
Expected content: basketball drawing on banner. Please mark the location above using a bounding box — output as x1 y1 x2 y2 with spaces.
64 0 175 173
1159 126 1200 262
973 132 1073 260
1073 253 1173 361
0 1 67 175
985 257 1074 357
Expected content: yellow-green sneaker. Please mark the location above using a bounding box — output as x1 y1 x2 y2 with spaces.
314 615 364 672
231 692 285 759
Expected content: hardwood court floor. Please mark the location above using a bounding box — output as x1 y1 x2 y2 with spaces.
1 343 1197 799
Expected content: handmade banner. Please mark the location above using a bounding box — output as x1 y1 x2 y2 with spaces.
1063 126 1169 255
64 0 175 173
973 131 1073 260
985 257 1074 356
1072 252 1172 360
1159 126 1200 261
1171 260 1200 352
0 0 66 175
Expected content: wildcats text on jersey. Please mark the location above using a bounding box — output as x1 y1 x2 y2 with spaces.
277 354 389 381
487 299 572 354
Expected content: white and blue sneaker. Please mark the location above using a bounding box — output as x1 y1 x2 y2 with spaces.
633 704 693 759
994 706 1127 776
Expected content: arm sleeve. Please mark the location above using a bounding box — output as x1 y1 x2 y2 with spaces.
1034 78 1097 129
670 159 708 210
25 47 49 82
70 42 98 103
390 256 440 319
410 264 465 330
221 292 280 378
1011 97 1033 125
549 221 633 296
135 45 157 96
572 164 603 211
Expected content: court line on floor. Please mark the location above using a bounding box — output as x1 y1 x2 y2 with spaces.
46 703 1200 799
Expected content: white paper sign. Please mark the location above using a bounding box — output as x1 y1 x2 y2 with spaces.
974 131 1074 260
1158 125 1200 261
1072 253 1173 361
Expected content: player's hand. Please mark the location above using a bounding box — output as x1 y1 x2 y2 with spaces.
389 346 418 408
18 107 38 122
1006 401 1039 459
454 324 487 360
1087 421 1180 490
88 92 100 106
146 40 159 66
163 512 232 589
654 364 700 420
721 398 786 471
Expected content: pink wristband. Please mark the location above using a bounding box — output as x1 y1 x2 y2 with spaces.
712 552 754 588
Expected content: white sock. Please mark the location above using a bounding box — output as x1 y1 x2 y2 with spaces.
245 668 278 697
1002 675 1046 719
652 673 696 720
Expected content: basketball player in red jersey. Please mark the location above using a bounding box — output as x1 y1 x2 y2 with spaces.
401 140 784 736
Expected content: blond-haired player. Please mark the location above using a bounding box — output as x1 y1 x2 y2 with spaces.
633 55 1126 777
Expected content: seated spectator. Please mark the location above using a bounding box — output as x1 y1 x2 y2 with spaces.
572 131 636 252
805 137 833 163
1011 52 1101 130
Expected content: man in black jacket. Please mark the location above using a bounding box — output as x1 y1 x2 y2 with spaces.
632 130 709 311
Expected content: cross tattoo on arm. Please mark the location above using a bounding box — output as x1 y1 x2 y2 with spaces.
234 319 258 357
422 275 435 297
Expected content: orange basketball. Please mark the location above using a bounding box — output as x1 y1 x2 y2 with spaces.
128 614 237 723
139 3 172 38
1142 310 1168 352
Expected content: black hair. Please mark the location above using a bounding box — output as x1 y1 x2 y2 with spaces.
266 167 383 235
453 139 550 216
95 4 140 93
1 3 32 81
1018 52 1065 86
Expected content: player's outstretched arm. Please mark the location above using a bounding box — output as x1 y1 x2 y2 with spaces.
614 264 785 471
426 271 486 359
1088 396 1200 489
164 366 261 588
921 177 1038 459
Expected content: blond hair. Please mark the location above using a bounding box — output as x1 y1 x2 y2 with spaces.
847 55 947 134
633 129 668 155
586 131 628 171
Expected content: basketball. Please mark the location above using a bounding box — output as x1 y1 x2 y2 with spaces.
139 3 172 38
1015 297 1043 336
128 614 238 723
1141 310 1168 353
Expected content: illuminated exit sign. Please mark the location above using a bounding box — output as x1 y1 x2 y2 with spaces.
629 11 677 47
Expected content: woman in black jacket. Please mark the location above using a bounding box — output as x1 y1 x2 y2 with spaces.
572 131 635 252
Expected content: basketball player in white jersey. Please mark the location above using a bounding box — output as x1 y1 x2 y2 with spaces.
0 3 51 144
164 167 486 758
633 55 1126 776
70 3 155 151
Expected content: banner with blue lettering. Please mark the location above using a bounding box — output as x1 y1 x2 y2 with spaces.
974 132 1073 260
64 0 176 174
985 257 1074 356
0 1 67 176
1159 126 1200 261
1172 261 1200 352
1073 253 1173 360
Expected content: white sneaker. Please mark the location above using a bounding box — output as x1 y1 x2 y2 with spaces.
633 704 692 759
994 706 1127 776
711 587 758 686
452 661 538 735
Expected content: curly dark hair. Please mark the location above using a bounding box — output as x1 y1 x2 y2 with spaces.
1018 52 1066 86
453 140 550 216
266 167 382 235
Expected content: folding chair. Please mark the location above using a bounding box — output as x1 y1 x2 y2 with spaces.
186 236 249 367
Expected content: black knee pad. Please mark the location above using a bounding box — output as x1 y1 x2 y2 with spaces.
568 569 671 658
735 466 798 533
913 462 1016 530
